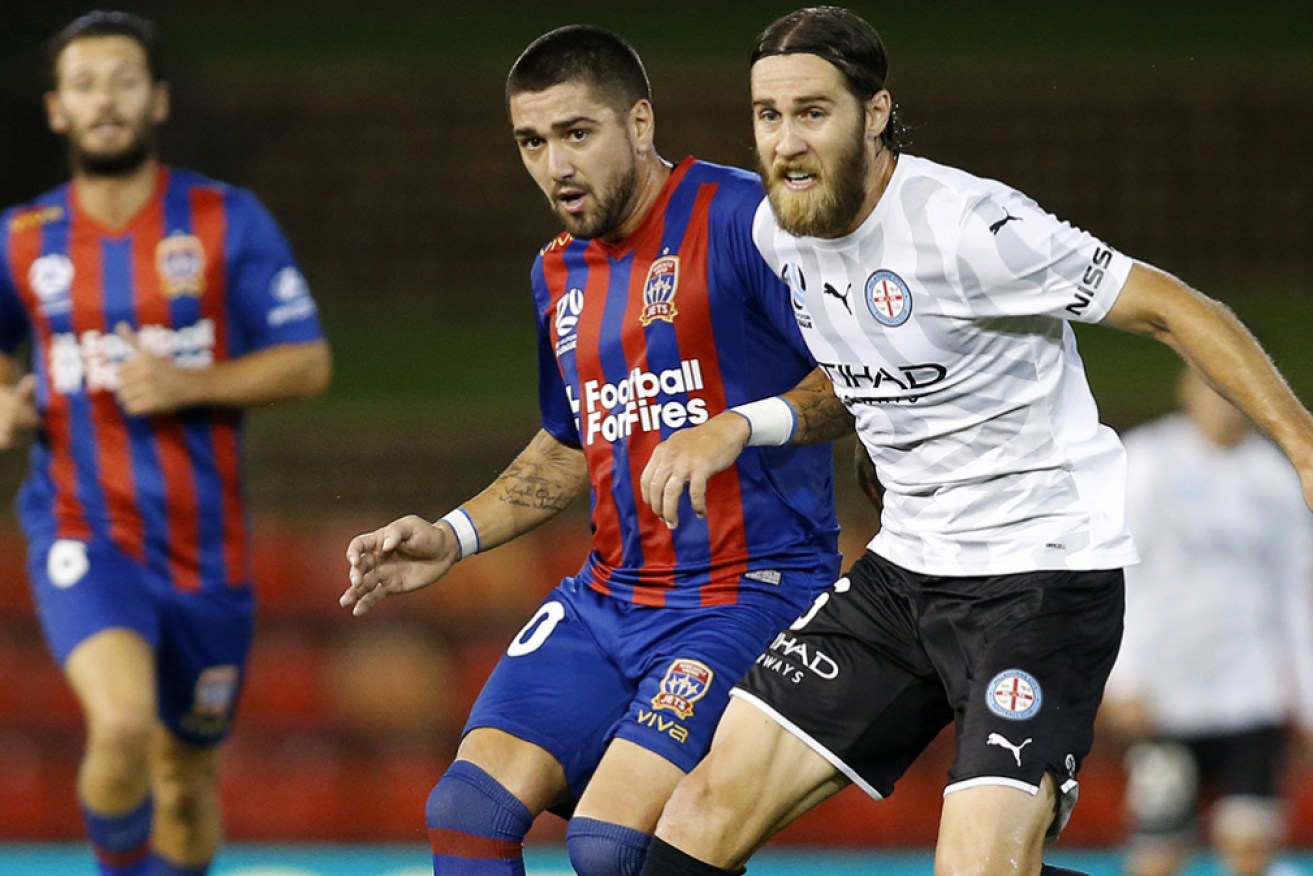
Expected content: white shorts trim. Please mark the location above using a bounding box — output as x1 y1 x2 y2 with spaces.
943 776 1040 797
730 687 885 801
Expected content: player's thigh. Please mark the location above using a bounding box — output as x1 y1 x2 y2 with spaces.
732 554 952 801
65 627 157 737
574 738 686 832
156 584 254 746
935 776 1056 876
455 727 571 815
934 567 1124 838
657 696 846 857
462 583 633 800
610 587 818 780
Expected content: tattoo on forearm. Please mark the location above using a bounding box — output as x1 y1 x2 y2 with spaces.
496 455 578 512
791 384 854 444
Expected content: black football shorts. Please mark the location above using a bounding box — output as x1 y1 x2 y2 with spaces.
733 551 1124 835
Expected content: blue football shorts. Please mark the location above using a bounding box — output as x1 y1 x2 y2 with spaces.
463 572 824 797
26 533 255 747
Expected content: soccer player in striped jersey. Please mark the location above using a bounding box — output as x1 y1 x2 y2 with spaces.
637 7 1313 876
341 25 845 876
0 12 331 876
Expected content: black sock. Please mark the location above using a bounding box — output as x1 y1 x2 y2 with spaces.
1040 866 1090 876
639 836 745 876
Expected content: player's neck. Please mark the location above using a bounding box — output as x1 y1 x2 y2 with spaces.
842 147 897 236
603 154 673 243
72 158 161 231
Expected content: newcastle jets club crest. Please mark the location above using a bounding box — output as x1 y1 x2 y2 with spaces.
639 255 680 326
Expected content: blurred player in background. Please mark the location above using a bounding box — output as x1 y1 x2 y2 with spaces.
340 24 846 876
0 11 331 875
1102 366 1313 876
635 7 1313 876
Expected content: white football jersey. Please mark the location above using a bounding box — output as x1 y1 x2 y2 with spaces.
1108 414 1313 733
753 154 1140 575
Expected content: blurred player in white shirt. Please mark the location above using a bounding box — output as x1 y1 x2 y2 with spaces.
1103 366 1313 876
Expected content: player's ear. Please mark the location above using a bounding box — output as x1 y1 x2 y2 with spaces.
865 89 891 144
45 90 70 134
628 98 655 153
151 81 170 125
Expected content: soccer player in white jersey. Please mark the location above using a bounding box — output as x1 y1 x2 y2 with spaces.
1101 367 1313 876
635 7 1313 876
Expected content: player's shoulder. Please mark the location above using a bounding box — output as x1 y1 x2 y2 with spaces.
166 166 272 220
2 183 72 239
911 155 1023 213
682 158 767 212
535 230 578 261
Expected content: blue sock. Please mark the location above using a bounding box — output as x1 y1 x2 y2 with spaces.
567 816 652 876
1041 867 1090 876
83 798 153 876
425 760 534 874
149 855 210 875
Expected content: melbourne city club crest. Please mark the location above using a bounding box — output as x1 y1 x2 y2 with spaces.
156 233 206 298
650 658 714 719
865 269 912 327
639 255 680 326
986 668 1043 721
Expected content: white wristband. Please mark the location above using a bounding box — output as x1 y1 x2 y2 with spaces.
437 509 480 559
729 397 796 447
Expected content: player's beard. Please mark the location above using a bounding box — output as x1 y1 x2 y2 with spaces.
551 160 639 240
761 129 868 239
68 117 157 178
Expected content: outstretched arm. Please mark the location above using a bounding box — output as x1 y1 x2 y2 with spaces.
642 367 851 528
341 428 588 615
113 323 332 416
1103 263 1313 509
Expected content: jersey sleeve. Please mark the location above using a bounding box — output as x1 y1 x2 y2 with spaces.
954 188 1133 324
0 214 31 355
725 188 814 363
531 258 580 447
225 188 324 353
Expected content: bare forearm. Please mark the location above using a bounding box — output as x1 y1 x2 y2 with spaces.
782 367 853 444
453 429 588 552
1111 264 1313 467
179 340 332 408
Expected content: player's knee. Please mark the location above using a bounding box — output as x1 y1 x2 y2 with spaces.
656 770 736 848
425 760 534 841
86 708 154 758
566 816 651 876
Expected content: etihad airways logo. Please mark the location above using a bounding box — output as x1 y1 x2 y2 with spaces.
47 320 216 395
568 359 708 445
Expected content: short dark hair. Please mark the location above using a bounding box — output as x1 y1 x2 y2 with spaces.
47 10 162 87
752 6 904 153
507 25 651 118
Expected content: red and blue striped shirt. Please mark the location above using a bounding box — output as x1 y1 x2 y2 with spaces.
0 166 324 591
535 158 839 608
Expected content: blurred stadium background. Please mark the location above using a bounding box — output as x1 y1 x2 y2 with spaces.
1 0 1311 872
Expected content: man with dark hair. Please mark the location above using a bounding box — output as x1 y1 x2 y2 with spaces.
341 24 845 876
0 11 331 876
636 6 1313 876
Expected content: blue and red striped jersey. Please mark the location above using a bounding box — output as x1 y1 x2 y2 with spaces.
0 166 324 591
534 157 839 608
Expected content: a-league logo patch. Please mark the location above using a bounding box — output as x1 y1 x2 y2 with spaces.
986 668 1042 721
651 658 714 719
639 255 680 326
156 233 206 298
782 262 813 329
865 269 912 327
